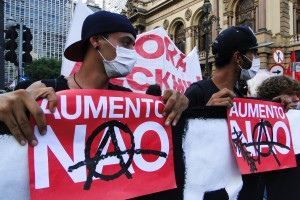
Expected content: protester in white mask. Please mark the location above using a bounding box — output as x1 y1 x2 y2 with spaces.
239 54 260 81
18 11 189 146
97 35 137 78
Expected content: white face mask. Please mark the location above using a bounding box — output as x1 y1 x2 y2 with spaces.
239 55 260 81
98 36 137 78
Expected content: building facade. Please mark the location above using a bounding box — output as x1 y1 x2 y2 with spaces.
99 0 128 13
123 0 300 76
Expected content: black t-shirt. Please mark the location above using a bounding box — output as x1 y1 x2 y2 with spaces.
41 75 132 92
184 79 243 108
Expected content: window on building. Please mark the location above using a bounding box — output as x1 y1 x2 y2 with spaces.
235 0 256 31
194 15 208 52
174 23 186 54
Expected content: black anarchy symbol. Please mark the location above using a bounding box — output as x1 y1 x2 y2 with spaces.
250 119 289 166
68 120 167 190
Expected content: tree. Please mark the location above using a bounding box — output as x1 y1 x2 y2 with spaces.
24 58 61 82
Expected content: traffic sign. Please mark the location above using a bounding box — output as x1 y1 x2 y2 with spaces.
273 49 284 64
270 64 284 75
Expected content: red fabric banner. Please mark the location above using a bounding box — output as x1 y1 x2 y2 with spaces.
29 90 176 200
286 48 300 81
285 48 295 76
227 98 296 174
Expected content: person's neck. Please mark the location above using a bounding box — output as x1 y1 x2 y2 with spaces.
211 66 239 91
70 58 109 89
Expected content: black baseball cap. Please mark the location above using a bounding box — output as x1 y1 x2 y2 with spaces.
64 10 137 62
211 26 273 58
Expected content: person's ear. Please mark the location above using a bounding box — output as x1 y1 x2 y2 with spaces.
90 36 102 50
233 51 242 65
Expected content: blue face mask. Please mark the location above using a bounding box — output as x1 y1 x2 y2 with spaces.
239 55 260 81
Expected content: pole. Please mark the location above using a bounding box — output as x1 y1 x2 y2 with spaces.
0 0 4 89
292 62 295 79
204 14 210 79
18 21 23 85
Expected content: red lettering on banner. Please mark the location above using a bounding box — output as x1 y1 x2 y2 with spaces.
135 34 164 59
70 62 82 76
127 67 151 91
183 80 191 89
175 53 187 72
155 69 162 86
172 75 186 94
110 78 124 87
111 69 198 92
135 35 187 72
164 37 178 66
227 98 296 174
162 72 171 89
110 32 202 92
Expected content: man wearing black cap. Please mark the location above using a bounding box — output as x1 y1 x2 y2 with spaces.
185 26 273 108
184 26 298 200
7 10 188 146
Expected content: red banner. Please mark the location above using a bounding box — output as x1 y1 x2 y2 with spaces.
227 98 296 174
29 90 175 200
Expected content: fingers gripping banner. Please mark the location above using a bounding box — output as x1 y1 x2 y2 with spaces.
28 90 175 200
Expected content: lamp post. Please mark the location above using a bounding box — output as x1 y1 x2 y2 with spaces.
202 0 217 79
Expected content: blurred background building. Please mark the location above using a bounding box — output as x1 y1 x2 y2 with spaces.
3 0 73 86
2 0 104 88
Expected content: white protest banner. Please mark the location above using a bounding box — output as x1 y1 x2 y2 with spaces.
111 27 202 93
60 0 93 76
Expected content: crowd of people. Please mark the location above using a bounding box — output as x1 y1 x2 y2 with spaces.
0 10 300 200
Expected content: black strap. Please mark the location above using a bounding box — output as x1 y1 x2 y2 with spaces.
41 75 69 92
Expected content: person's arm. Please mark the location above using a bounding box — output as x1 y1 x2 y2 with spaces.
0 86 57 146
161 89 189 126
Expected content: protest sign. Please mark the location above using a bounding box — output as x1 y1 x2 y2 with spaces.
28 90 175 200
227 98 296 174
2 104 300 199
